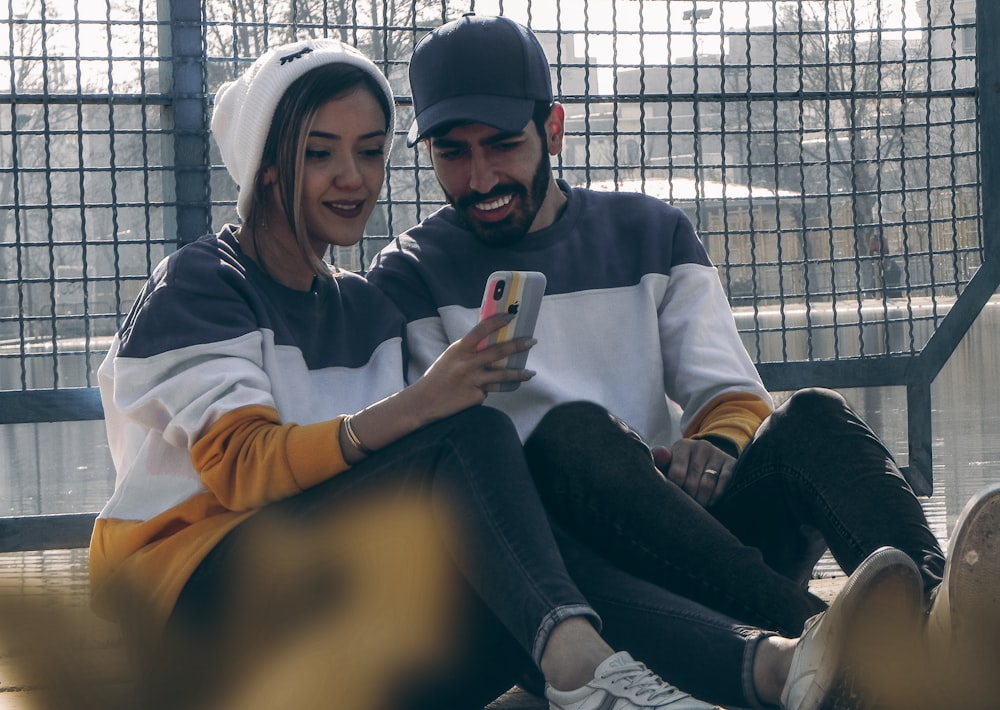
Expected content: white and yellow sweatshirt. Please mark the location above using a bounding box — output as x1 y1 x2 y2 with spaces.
90 226 407 636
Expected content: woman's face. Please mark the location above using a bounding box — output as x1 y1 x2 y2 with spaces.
297 88 387 256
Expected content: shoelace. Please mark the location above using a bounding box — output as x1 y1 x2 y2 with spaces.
602 660 689 703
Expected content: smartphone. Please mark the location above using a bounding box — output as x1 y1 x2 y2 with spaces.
478 270 546 391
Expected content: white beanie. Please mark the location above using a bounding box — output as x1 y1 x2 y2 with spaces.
212 38 395 220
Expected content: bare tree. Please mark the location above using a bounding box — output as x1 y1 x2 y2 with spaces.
764 2 940 294
0 0 46 249
0 0 87 339
202 0 450 90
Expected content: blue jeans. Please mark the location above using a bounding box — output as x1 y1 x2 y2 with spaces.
164 405 769 709
523 388 946 704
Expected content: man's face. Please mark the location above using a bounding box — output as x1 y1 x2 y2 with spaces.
427 120 552 247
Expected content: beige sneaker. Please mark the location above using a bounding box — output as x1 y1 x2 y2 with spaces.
925 482 1000 709
545 651 719 709
780 546 923 710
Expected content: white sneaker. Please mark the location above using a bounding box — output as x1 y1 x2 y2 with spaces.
780 546 923 710
545 651 719 709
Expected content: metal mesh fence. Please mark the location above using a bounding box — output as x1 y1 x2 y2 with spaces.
0 0 985 392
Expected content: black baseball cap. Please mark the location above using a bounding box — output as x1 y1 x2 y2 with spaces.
406 14 553 146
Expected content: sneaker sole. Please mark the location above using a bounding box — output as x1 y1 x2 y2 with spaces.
943 482 1000 641
934 483 1000 707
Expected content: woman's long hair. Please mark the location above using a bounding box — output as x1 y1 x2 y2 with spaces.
242 63 392 280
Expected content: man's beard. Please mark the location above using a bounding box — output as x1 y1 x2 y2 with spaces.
444 151 552 248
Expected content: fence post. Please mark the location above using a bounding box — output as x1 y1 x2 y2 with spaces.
979 0 1000 264
898 0 1000 495
165 0 212 247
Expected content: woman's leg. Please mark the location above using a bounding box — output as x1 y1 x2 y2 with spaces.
524 400 825 636
148 495 478 709
155 407 597 708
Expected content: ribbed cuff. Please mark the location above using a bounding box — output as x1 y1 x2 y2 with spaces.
531 604 603 666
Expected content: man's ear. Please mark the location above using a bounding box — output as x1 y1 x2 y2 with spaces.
545 103 566 155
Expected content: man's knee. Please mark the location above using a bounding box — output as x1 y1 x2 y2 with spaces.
750 387 891 479
532 400 610 436
525 401 653 496
525 402 610 484
767 387 852 437
780 387 848 418
449 404 519 441
530 401 645 450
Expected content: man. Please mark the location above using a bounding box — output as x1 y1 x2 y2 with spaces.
368 14 999 709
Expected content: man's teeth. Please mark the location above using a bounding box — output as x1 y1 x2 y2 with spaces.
476 194 513 211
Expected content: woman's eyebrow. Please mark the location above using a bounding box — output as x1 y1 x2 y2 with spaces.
308 129 387 140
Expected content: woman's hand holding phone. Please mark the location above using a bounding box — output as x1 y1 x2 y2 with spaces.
339 314 536 460
398 271 544 428
344 275 542 456
409 314 537 423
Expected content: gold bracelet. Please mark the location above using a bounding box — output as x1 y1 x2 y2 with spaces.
343 414 373 456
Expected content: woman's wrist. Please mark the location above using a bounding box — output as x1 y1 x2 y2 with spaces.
342 413 374 457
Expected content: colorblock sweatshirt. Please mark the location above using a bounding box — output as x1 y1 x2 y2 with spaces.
367 180 772 453
90 227 407 635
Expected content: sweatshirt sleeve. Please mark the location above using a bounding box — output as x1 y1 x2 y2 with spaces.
656 211 773 443
190 404 350 511
684 391 773 455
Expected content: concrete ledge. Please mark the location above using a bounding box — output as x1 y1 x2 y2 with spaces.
0 514 97 554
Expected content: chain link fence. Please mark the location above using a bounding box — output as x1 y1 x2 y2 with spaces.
1 0 995 492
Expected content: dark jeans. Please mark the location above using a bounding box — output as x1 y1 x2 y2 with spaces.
157 407 590 709
158 405 769 710
524 387 947 644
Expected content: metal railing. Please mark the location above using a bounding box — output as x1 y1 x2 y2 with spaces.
1 0 997 501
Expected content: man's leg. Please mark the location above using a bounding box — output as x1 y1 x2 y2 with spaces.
550 523 771 710
715 388 945 601
525 400 825 637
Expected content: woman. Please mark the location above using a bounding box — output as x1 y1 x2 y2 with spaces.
88 38 718 710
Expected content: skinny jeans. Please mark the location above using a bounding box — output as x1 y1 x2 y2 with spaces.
160 405 769 710
524 387 947 645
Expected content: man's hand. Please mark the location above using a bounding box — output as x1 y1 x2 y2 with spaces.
651 439 735 508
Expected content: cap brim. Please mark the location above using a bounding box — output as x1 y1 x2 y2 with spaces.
406 94 537 146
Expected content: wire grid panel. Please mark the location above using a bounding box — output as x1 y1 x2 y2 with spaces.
0 0 983 391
